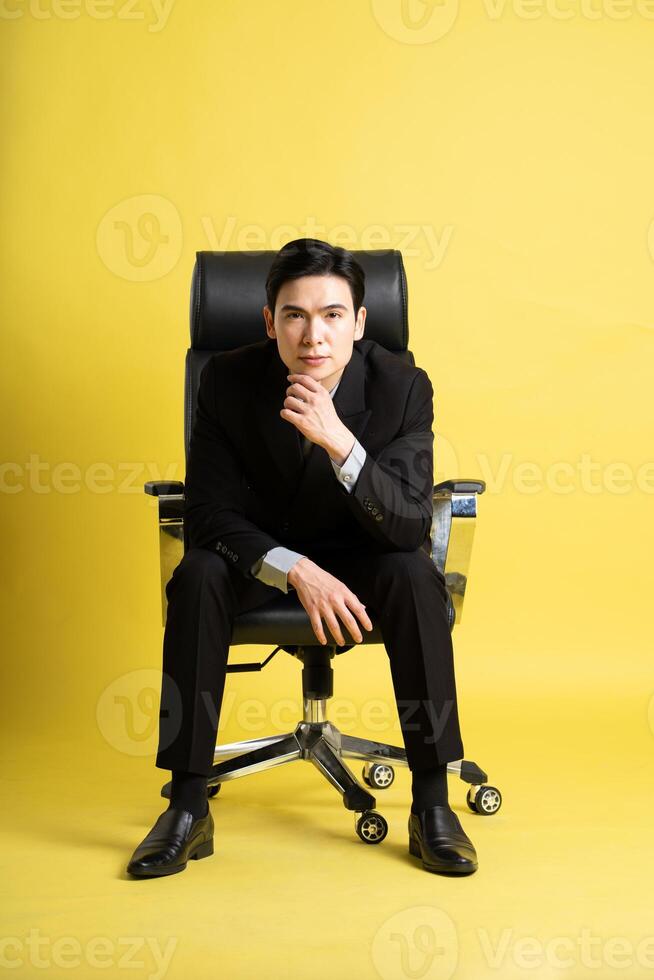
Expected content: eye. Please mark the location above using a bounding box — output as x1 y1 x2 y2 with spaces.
327 311 341 318
287 312 302 319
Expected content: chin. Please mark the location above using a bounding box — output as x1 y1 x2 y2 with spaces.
298 358 330 371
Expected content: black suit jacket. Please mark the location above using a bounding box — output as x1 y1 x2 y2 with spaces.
184 337 435 581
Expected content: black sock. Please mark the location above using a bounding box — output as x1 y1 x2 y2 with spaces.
411 762 449 813
168 770 209 820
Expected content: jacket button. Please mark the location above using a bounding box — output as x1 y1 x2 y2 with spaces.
281 521 289 532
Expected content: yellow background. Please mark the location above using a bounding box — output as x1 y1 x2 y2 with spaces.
2 1 653 978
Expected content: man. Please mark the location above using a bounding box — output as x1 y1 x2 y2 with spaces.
127 238 478 878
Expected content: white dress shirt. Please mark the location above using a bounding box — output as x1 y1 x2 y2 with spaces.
249 375 367 592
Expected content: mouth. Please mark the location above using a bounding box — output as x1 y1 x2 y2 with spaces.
301 355 329 365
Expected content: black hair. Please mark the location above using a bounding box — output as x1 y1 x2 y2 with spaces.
265 238 365 319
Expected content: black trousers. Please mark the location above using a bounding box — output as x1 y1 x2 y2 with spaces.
155 545 465 776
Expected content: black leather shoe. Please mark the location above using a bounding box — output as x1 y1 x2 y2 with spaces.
127 807 214 878
408 805 478 875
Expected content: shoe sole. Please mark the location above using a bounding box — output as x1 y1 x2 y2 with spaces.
128 837 214 878
408 834 478 875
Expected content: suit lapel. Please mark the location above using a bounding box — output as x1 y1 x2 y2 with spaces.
253 339 372 501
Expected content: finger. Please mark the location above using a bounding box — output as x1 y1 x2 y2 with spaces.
284 395 308 411
323 610 346 646
288 373 319 391
362 608 374 631
310 613 327 645
337 600 363 643
346 596 374 631
337 606 363 643
285 384 308 400
286 381 312 400
280 408 303 421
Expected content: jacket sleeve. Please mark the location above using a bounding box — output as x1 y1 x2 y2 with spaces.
184 356 283 579
335 368 434 552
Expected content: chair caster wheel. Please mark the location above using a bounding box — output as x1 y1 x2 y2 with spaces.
466 784 502 815
207 783 221 799
355 810 388 844
362 763 395 789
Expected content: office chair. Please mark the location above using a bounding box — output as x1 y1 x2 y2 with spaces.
145 249 502 845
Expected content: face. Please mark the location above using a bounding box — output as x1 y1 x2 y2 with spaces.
263 274 366 391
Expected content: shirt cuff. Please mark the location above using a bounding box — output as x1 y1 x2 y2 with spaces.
250 546 306 593
329 437 366 493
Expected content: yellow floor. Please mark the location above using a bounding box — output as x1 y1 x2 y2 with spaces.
3 686 653 980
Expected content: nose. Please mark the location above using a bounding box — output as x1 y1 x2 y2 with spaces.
303 315 326 347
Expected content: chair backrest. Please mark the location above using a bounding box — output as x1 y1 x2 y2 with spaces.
184 248 414 460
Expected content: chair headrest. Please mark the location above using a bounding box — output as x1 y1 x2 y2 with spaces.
190 249 409 353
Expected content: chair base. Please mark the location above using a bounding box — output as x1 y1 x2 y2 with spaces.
159 646 501 835
160 697 493 817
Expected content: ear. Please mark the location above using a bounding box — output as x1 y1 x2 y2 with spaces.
263 305 276 339
354 305 366 340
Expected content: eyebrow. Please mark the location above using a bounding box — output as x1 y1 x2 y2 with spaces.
279 303 349 313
